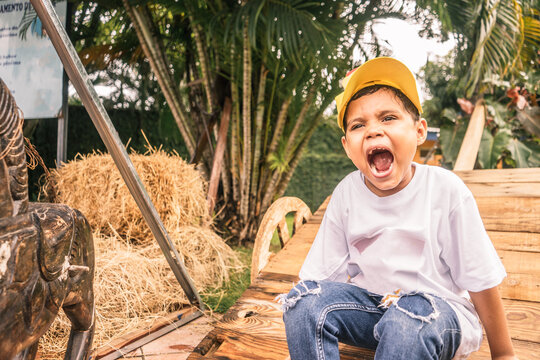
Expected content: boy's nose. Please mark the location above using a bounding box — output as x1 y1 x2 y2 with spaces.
366 125 383 139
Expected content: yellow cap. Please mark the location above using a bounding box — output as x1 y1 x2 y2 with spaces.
335 57 423 131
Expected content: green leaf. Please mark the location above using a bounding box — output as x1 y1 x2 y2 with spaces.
439 122 467 168
516 106 540 137
485 100 510 127
477 128 511 169
441 107 459 122
507 138 532 168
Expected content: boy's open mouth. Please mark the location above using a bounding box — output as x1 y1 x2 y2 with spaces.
367 147 394 176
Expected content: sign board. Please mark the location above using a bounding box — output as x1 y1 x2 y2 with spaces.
0 0 66 119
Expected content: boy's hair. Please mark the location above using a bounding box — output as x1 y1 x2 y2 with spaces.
342 84 420 132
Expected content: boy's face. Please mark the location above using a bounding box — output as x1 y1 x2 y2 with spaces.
341 89 427 197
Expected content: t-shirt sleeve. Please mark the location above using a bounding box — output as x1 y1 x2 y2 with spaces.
299 193 350 282
441 192 507 292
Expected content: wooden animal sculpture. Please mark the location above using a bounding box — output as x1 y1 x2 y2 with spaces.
0 78 95 360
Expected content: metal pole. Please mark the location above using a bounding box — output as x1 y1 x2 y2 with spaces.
30 0 204 309
56 1 71 167
56 70 68 166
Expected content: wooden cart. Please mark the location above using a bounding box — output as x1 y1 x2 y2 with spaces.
188 104 540 359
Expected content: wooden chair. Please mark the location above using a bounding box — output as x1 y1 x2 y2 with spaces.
250 197 311 284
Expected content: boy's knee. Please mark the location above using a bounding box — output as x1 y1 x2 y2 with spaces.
374 293 441 340
374 293 460 359
277 280 322 313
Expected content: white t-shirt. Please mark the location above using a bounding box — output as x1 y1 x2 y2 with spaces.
299 163 506 358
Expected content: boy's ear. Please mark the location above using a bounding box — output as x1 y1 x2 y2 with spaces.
341 135 351 159
416 118 428 146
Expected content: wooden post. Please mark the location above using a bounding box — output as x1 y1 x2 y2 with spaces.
207 98 231 214
454 100 485 171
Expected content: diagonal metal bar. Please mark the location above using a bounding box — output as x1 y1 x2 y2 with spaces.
29 0 204 309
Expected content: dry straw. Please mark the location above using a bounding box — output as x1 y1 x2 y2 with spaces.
38 151 241 359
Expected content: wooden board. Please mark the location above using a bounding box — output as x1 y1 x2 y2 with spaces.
489 231 540 253
464 182 540 198
502 299 540 343
469 338 540 359
500 273 540 302
476 197 540 233
455 168 540 184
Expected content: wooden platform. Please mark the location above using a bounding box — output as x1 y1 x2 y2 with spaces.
188 168 540 359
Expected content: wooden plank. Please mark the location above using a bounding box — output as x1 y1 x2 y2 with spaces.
455 168 540 184
498 250 540 275
489 231 540 253
469 338 540 359
502 299 540 343
454 102 485 171
194 328 290 359
262 224 320 277
464 182 540 198
92 307 198 358
497 250 540 302
500 273 540 303
207 97 231 213
476 197 540 233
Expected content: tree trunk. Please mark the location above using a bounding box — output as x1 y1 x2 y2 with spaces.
239 17 252 224
250 65 268 204
282 87 315 160
230 43 241 203
189 16 215 113
122 0 196 156
275 113 323 200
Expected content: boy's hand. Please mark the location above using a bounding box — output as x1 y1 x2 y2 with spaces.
469 286 516 360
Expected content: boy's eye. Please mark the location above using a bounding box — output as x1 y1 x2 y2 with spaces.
350 123 364 130
382 115 396 122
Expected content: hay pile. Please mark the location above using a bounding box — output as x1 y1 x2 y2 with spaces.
38 151 240 359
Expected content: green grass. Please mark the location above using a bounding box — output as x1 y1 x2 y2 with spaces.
201 246 252 313
202 214 295 314
269 213 294 254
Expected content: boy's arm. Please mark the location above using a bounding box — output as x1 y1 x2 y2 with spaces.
469 286 516 360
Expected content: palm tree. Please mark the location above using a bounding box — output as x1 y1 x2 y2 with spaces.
417 0 540 168
416 0 540 97
70 0 424 241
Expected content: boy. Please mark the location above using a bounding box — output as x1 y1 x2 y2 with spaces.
279 57 516 359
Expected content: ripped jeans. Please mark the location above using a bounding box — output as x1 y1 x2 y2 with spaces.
279 281 461 360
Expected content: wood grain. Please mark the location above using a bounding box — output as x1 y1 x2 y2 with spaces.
500 273 540 302
455 168 540 184
489 231 540 253
464 182 540 198
476 197 540 233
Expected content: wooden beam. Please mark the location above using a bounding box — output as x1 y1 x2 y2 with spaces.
476 197 540 233
455 168 540 184
454 101 485 171
207 98 231 213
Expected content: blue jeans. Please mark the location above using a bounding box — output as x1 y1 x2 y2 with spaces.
281 281 461 360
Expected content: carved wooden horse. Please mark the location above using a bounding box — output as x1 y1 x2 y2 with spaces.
0 79 95 360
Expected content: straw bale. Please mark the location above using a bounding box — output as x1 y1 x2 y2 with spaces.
50 151 210 243
37 151 242 359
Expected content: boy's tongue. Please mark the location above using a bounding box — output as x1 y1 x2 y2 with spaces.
372 151 393 172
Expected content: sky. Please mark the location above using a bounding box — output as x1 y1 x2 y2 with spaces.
372 18 455 101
